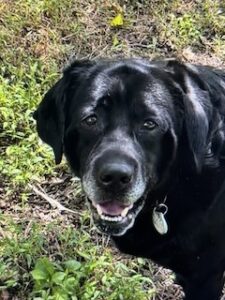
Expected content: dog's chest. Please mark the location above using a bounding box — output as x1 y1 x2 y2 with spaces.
112 177 221 271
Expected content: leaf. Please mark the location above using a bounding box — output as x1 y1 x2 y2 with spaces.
63 277 77 290
54 292 68 300
112 35 120 46
39 258 55 276
110 13 124 27
137 258 145 265
52 272 66 284
31 269 48 281
31 258 55 282
64 260 82 272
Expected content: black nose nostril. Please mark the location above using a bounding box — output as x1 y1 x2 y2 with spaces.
120 175 131 184
101 174 113 184
98 163 133 188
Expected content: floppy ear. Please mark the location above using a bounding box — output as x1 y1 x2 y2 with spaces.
33 60 94 164
166 61 211 171
33 77 66 164
183 87 209 171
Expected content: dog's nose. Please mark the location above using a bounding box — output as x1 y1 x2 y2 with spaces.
98 163 133 188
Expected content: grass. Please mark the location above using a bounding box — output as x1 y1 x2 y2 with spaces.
0 213 155 299
0 0 225 299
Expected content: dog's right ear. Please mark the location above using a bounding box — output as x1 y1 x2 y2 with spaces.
33 60 94 164
33 77 66 164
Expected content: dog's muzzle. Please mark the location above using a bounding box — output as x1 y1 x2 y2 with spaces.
87 196 145 236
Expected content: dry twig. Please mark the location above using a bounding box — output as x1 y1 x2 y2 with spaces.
29 184 81 216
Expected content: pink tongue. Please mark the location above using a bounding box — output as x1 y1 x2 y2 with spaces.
99 202 128 216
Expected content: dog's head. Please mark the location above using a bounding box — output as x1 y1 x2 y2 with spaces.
34 59 216 236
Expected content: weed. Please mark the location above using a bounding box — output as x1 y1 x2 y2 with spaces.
31 256 154 300
0 214 154 299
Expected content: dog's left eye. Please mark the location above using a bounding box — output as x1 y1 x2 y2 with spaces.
143 120 157 130
83 115 98 126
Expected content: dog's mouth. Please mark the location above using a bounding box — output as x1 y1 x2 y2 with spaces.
87 197 145 236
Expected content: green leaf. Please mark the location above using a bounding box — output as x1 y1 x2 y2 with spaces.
31 269 48 281
112 35 120 46
64 260 82 272
54 293 68 300
38 258 55 276
31 258 55 282
53 288 69 300
110 13 124 27
63 277 77 290
52 272 66 284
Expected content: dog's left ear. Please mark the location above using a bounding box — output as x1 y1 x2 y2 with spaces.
166 60 211 172
33 60 94 164
182 85 209 172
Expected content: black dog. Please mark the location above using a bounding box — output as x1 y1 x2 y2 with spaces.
34 58 225 300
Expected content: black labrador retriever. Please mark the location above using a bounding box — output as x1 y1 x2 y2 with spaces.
34 59 225 300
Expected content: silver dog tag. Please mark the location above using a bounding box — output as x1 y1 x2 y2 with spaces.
152 204 168 235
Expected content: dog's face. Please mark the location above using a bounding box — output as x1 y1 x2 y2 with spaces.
34 59 212 236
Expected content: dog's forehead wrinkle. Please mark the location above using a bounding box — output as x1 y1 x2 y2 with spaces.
91 74 128 104
92 60 154 93
91 73 110 99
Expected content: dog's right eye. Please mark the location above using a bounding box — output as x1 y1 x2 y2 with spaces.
143 119 157 130
82 115 98 126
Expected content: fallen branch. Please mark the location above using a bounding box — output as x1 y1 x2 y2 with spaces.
29 184 81 216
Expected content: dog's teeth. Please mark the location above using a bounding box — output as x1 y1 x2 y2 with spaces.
95 203 134 222
121 205 133 217
96 205 103 216
100 214 123 222
128 214 133 220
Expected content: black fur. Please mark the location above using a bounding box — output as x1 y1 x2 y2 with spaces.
34 59 225 300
